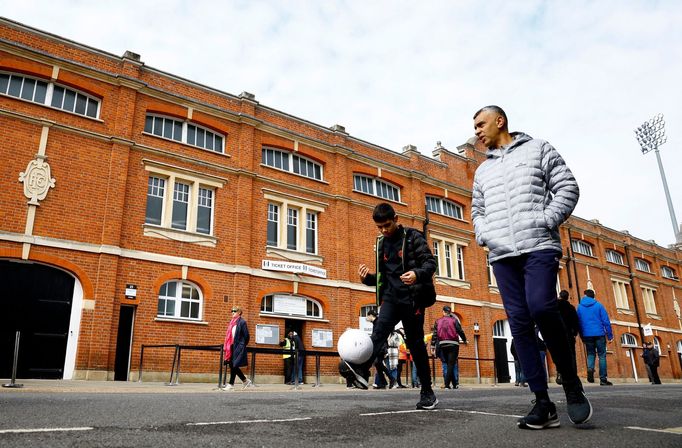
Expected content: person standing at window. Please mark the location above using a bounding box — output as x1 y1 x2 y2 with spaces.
222 306 252 390
642 341 661 385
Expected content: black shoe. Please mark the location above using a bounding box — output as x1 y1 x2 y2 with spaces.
586 369 594 383
397 384 407 389
556 373 563 385
563 380 593 424
599 379 613 386
517 399 560 430
339 360 368 389
416 388 439 410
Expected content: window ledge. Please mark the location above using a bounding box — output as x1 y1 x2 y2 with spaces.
646 313 662 320
143 224 217 247
488 285 499 294
155 317 208 325
435 276 471 289
265 246 323 264
616 308 635 315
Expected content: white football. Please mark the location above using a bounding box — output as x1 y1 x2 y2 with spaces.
337 328 373 364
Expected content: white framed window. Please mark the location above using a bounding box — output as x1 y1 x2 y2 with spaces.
0 71 100 118
635 258 652 273
621 333 638 347
571 239 594 257
605 249 625 265
144 113 225 154
143 161 224 243
263 190 326 258
157 280 202 320
425 195 464 220
353 174 400 202
260 294 323 319
432 237 466 281
612 279 630 310
261 147 323 181
662 266 678 280
641 286 657 315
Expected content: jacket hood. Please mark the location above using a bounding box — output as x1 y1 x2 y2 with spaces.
486 132 532 159
580 297 597 307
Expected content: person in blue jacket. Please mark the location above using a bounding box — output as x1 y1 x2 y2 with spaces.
576 289 614 386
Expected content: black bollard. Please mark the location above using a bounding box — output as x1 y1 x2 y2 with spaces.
2 331 24 388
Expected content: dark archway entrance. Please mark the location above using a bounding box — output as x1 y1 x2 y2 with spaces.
0 260 75 379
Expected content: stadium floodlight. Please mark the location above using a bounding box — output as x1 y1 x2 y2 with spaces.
634 114 681 244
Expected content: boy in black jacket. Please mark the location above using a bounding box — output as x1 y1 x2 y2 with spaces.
341 202 438 410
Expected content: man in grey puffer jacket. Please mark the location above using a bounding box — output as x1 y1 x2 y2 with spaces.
471 105 592 430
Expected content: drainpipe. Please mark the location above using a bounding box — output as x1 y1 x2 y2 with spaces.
623 244 646 342
567 228 582 303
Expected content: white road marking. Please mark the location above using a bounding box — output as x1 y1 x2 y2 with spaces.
626 426 682 435
0 427 93 434
443 409 523 418
361 408 523 418
361 409 432 416
187 417 312 426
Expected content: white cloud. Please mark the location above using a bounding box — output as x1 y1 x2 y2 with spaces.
3 0 682 245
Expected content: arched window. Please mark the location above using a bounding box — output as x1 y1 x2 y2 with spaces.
157 280 202 320
620 333 638 347
493 320 507 338
260 294 323 319
1 70 101 118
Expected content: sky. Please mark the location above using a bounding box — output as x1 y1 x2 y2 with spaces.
3 0 682 247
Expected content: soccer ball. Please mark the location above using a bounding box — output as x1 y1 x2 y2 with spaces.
337 329 373 364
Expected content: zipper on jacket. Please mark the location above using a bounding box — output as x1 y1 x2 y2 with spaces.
501 150 519 255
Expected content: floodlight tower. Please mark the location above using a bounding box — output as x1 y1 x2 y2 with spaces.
634 114 682 244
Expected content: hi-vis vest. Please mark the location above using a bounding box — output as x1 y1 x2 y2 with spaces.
283 338 292 359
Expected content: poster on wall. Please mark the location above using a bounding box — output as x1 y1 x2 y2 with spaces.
312 329 333 348
256 324 280 345
274 294 306 315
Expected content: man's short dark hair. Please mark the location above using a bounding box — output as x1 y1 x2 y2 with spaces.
584 289 595 298
367 309 378 317
473 105 508 129
559 290 569 300
372 202 396 222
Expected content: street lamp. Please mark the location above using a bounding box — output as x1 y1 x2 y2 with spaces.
634 114 682 244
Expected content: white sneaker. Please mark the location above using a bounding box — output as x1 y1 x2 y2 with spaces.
243 379 253 389
221 384 234 391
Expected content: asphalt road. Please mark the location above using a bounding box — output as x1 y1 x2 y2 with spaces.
1 381 681 447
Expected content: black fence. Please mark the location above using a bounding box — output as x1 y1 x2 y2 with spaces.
138 343 498 387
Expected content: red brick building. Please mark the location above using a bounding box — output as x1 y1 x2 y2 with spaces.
1 18 680 384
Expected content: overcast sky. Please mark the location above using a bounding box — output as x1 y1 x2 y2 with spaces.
4 1 682 247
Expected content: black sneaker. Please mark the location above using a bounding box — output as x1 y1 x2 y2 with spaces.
416 388 439 410
586 369 594 383
517 399 560 430
339 360 368 390
555 373 563 385
563 381 593 424
599 379 613 386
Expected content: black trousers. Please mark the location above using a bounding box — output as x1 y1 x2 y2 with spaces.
367 300 432 389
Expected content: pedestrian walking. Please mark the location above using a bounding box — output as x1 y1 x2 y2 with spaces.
576 289 614 386
471 105 591 429
556 290 580 385
432 305 467 389
222 306 252 390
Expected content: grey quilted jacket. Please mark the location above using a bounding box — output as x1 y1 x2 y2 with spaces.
471 132 579 263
